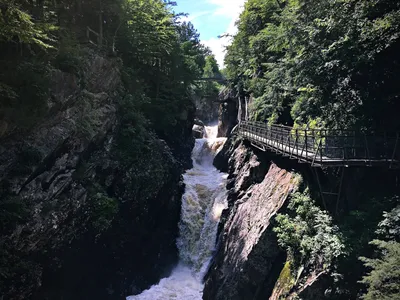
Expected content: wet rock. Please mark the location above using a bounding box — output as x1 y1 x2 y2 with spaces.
216 87 238 138
193 95 219 123
217 99 238 137
193 124 205 138
194 118 205 127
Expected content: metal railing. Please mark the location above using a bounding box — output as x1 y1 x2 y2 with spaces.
238 121 400 168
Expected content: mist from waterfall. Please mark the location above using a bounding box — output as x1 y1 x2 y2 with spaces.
126 125 227 300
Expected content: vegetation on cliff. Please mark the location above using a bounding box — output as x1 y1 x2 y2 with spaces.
274 190 344 273
0 0 210 135
224 0 400 130
360 205 400 300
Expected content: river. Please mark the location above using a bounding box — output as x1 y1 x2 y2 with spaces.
126 125 227 300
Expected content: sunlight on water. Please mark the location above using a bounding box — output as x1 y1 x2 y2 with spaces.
126 265 203 300
127 125 227 300
212 203 226 221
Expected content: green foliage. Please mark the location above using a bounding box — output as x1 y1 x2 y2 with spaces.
376 203 400 241
0 60 51 128
359 205 400 299
53 32 82 75
0 83 17 100
115 92 153 164
89 190 119 234
115 1 207 138
0 0 55 48
225 0 400 130
194 55 222 98
274 191 344 271
0 0 208 138
360 240 400 300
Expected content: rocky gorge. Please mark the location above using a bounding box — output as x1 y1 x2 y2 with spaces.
2 50 400 299
2 0 400 296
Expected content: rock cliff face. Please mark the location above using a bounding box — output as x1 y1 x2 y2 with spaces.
204 139 300 300
207 133 400 300
193 95 219 124
215 87 239 138
0 50 194 299
217 99 238 137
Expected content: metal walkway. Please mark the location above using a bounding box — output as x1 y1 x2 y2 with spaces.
238 121 400 168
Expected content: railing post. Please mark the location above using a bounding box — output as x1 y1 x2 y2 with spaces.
305 129 308 158
312 129 315 151
321 130 325 162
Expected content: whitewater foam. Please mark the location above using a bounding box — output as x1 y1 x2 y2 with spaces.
127 125 227 300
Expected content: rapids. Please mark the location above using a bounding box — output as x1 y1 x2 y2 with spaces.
126 125 227 300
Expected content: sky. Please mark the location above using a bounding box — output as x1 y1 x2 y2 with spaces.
174 0 246 68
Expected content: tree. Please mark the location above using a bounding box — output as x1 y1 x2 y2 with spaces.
0 0 54 48
225 0 400 130
360 205 400 300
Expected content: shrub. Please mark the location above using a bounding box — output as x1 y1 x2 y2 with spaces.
274 191 345 271
89 191 119 234
376 203 400 241
54 32 82 75
360 240 400 300
360 205 400 299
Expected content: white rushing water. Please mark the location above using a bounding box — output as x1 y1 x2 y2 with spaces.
127 125 227 300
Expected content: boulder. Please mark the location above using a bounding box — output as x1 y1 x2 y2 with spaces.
193 124 205 138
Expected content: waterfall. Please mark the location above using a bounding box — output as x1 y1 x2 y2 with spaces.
127 125 227 300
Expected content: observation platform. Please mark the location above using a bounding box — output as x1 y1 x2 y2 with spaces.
238 121 400 168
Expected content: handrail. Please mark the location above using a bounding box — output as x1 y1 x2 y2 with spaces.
238 121 400 168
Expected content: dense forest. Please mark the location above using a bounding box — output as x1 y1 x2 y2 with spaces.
223 0 400 299
0 0 222 138
225 0 400 131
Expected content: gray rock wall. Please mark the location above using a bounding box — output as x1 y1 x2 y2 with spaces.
204 140 300 300
217 99 238 137
0 50 192 299
193 95 219 124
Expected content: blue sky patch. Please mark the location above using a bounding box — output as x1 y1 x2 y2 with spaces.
173 0 246 67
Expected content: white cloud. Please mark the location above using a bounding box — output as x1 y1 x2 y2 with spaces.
203 37 226 69
202 0 246 68
178 10 213 24
208 0 245 19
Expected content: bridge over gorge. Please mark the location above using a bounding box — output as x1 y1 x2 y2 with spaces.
238 121 400 169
